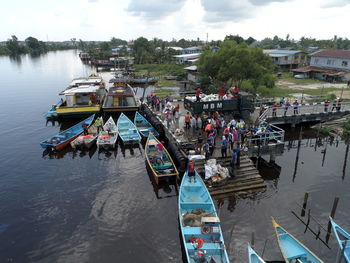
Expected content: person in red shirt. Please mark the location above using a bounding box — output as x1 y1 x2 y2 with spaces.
156 143 164 164
272 103 277 117
188 160 196 182
218 87 226 99
196 88 201 102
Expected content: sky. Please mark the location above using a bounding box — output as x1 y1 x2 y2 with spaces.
1 0 350 42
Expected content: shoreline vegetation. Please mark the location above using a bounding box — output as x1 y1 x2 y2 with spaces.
0 35 76 56
2 34 349 101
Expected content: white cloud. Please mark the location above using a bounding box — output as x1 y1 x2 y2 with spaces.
320 0 350 8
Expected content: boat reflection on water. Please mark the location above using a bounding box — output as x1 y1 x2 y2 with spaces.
42 144 99 159
97 143 119 159
145 160 178 199
119 140 142 158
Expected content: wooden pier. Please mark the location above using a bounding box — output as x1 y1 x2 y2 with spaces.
194 155 266 197
141 103 266 197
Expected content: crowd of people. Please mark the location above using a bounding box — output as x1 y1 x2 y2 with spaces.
268 97 344 118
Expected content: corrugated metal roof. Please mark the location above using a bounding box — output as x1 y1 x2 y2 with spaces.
264 49 302 55
184 66 197 71
310 49 350 59
63 85 100 94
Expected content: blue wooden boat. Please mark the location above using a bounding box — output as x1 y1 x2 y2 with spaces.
40 114 95 151
271 217 323 263
329 217 350 263
45 99 63 118
179 170 230 263
145 133 178 184
134 112 159 138
248 243 265 263
116 113 141 144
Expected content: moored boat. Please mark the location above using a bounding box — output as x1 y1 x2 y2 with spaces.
134 112 159 138
68 74 104 88
247 243 265 263
40 114 95 151
329 217 350 263
271 217 323 263
96 116 118 150
102 79 139 113
117 113 141 144
145 133 178 184
56 85 106 118
130 76 157 85
70 117 102 149
45 99 64 118
179 170 230 263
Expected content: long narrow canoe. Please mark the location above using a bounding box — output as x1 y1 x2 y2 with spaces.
70 117 102 149
179 170 230 263
271 217 323 263
117 113 141 144
134 112 159 137
40 114 95 151
329 217 350 263
96 131 118 150
248 243 266 263
103 116 118 134
96 116 118 150
145 133 178 184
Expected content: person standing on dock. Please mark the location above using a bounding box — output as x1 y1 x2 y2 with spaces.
230 150 237 178
221 136 228 158
185 112 191 129
196 88 201 102
331 100 337 111
293 100 299 115
197 133 203 154
203 141 210 160
284 101 291 116
272 103 277 117
236 144 241 168
324 99 330 112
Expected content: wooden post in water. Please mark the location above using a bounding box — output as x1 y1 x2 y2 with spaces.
304 209 311 233
293 127 303 182
326 197 340 243
251 232 255 248
301 192 309 217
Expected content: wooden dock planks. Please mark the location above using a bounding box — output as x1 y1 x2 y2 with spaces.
194 154 266 197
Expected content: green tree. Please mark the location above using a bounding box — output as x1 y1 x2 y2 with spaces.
198 40 275 91
133 37 155 64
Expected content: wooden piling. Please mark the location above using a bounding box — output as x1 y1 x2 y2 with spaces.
301 192 309 217
327 197 340 243
251 232 255 248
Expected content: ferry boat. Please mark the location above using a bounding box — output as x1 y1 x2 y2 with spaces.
102 78 139 113
56 85 107 118
68 74 104 88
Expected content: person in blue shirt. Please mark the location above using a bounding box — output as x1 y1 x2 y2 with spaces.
221 136 228 157
293 100 299 115
203 141 210 160
230 150 237 178
236 144 241 167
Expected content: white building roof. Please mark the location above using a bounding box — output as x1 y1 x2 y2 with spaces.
69 77 102 86
62 85 100 95
173 53 201 58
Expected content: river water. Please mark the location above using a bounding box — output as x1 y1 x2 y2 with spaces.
0 50 349 263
